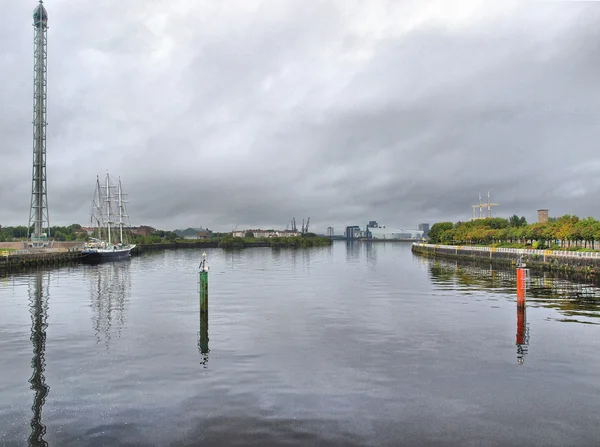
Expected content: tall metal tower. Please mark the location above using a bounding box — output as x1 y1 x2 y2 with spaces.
28 1 50 247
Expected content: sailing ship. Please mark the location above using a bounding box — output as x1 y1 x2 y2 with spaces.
81 173 136 263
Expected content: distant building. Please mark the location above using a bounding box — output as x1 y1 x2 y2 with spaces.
183 228 213 239
365 221 379 239
232 229 300 238
130 226 156 236
368 227 424 240
537 209 549 223
81 226 95 236
418 223 430 236
345 226 362 240
196 228 212 239
82 225 156 237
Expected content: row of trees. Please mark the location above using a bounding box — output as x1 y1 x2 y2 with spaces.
0 224 88 242
131 230 179 245
0 224 179 244
0 224 328 247
428 215 600 249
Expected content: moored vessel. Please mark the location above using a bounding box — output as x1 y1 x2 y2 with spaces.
81 173 136 263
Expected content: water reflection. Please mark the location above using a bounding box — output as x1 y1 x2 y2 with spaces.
346 241 360 262
426 258 600 325
516 305 530 365
365 241 377 266
87 262 131 350
28 272 50 447
198 311 209 367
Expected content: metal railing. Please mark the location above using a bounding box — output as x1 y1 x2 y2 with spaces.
412 243 600 259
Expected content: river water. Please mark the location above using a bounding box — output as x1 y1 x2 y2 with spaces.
1 242 600 446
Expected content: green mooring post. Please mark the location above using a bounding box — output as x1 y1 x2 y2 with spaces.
199 252 209 313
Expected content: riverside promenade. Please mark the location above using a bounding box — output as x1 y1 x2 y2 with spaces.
412 242 600 275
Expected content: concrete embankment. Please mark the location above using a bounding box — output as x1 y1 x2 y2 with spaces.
0 241 214 272
0 248 83 272
411 243 600 275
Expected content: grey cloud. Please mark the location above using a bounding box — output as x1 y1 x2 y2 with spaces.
1 1 600 233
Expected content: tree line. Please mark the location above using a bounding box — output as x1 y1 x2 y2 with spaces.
0 224 179 244
219 233 331 248
0 224 88 242
428 215 600 249
0 224 328 247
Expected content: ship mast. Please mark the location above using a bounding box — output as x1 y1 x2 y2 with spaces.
118 178 123 244
93 175 103 241
105 173 112 244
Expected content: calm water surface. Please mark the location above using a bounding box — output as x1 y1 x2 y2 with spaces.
2 242 600 446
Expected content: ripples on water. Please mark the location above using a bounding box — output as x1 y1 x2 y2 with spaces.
1 242 600 446
426 257 600 325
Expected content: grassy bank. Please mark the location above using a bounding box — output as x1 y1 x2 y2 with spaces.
131 236 332 252
217 235 332 249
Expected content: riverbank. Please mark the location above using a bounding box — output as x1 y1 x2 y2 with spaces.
132 241 219 254
215 236 332 249
0 237 333 273
0 249 82 272
133 236 332 252
411 242 600 276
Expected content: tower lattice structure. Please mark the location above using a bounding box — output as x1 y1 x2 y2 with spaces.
28 1 50 246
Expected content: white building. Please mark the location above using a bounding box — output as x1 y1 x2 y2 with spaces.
367 227 424 240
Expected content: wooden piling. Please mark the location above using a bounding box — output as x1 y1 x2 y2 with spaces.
199 271 208 313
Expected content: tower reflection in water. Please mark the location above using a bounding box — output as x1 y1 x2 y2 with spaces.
87 262 131 350
28 271 50 447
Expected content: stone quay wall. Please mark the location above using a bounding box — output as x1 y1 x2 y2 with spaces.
411 243 600 275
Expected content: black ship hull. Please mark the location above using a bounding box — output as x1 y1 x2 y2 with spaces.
81 248 132 264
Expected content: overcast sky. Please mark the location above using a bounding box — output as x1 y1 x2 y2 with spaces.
1 0 599 233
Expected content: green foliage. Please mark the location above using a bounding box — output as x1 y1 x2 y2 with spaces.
131 230 178 244
218 236 246 248
509 215 527 227
428 215 600 249
271 236 331 248
0 225 29 241
218 235 331 249
245 232 255 238
428 222 453 244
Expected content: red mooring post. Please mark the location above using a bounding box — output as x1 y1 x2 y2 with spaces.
516 267 526 308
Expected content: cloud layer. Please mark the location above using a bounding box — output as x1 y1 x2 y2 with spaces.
1 0 600 233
